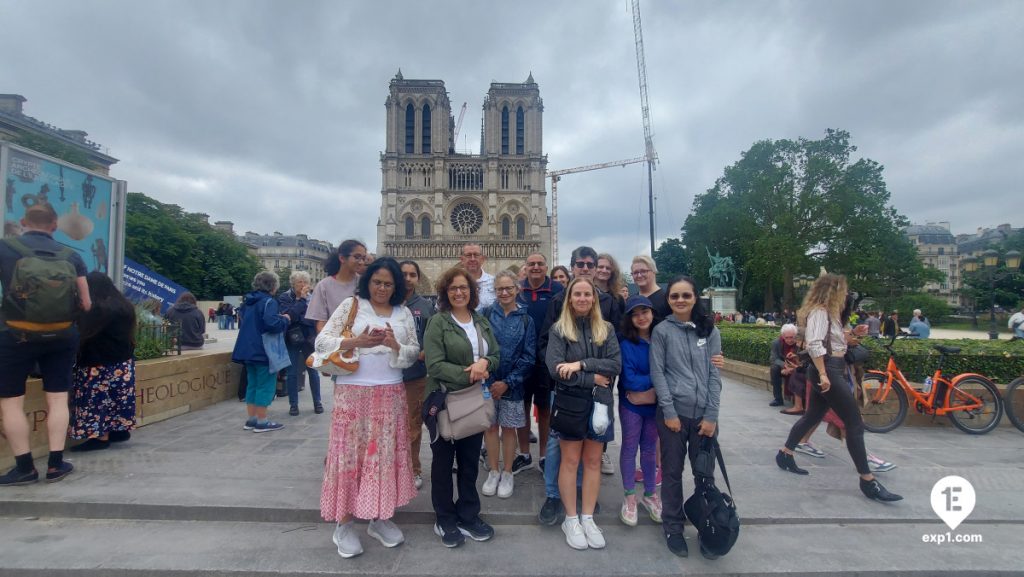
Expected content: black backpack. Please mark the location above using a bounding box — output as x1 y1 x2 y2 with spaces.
684 436 740 558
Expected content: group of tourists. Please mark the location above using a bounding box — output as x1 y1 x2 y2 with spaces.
228 238 732 559
1 207 906 562
1 203 138 487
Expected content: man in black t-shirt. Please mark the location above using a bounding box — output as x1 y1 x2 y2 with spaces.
0 203 91 486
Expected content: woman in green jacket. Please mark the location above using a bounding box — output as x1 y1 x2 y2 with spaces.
424 266 501 549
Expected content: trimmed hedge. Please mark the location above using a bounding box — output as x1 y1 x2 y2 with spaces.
718 324 1024 384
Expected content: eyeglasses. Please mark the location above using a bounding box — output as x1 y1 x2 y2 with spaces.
462 253 482 259
573 261 596 269
495 286 516 294
668 292 695 300
631 269 652 277
351 254 367 261
371 280 394 290
447 285 470 294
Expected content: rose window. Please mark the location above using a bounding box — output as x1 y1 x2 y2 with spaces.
450 203 484 234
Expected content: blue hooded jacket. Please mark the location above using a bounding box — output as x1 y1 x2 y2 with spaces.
482 303 536 402
231 291 289 364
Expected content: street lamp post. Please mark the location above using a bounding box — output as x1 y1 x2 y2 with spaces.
962 249 1022 340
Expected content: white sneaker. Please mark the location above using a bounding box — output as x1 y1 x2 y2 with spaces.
332 521 363 558
561 516 588 550
601 453 615 475
497 471 514 498
414 474 423 489
481 470 500 496
795 442 826 458
581 517 606 549
367 518 404 548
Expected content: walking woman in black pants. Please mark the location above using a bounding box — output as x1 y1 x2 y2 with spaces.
775 273 901 502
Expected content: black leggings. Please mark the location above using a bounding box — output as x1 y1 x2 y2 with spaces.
784 356 870 475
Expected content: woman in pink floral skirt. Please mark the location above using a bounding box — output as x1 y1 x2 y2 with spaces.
316 257 420 558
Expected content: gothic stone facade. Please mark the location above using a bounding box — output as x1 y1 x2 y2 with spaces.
377 72 551 293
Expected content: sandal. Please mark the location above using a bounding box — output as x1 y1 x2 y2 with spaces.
780 409 804 415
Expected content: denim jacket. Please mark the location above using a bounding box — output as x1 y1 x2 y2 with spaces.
482 303 536 402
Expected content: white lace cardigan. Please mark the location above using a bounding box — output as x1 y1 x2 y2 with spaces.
313 297 419 371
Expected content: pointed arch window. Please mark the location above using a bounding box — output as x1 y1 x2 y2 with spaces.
501 106 509 155
516 106 525 155
501 216 511 239
516 216 526 240
405 103 415 154
421 216 431 239
422 103 431 153
405 216 414 239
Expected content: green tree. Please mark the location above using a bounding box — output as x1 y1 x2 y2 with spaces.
11 132 98 171
653 237 688 283
959 232 1024 311
124 192 262 299
681 129 939 311
276 267 292 293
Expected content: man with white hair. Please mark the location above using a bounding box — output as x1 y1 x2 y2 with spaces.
769 324 799 407
460 243 495 311
1010 305 1024 340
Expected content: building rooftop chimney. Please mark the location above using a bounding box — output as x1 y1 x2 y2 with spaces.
0 94 27 115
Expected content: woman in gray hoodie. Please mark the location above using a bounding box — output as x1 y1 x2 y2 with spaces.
650 275 722 559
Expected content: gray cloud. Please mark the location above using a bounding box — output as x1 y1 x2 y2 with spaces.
2 0 1020 272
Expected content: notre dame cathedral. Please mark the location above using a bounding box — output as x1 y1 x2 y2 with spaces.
376 70 552 293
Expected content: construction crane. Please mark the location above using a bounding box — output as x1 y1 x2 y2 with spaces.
452 102 467 151
548 155 647 263
632 0 659 255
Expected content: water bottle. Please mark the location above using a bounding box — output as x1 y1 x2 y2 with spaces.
482 384 492 400
923 377 933 394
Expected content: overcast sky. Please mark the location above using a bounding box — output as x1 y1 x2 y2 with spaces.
2 0 1021 270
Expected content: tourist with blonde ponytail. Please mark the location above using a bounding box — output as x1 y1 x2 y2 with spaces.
775 273 902 503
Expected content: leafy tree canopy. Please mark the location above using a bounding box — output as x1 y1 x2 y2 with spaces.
124 192 262 299
681 129 940 311
959 231 1024 310
653 237 689 283
11 132 98 171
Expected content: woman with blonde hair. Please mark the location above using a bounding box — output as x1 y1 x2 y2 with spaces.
547 276 621 550
775 273 901 502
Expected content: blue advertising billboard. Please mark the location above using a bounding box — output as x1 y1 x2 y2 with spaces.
3 147 114 274
122 258 190 315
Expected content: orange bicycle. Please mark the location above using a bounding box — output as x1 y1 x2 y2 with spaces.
859 337 1004 435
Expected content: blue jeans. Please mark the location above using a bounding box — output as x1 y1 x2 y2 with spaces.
217 315 227 330
1015 327 1024 339
286 344 321 407
543 391 584 499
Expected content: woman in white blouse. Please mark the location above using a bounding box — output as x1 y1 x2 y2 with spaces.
317 257 421 558
776 273 901 502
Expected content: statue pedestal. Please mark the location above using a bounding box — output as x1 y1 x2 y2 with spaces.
707 288 737 315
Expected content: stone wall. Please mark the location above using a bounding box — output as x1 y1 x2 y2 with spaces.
0 352 239 469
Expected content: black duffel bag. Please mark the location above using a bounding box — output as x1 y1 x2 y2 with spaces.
684 436 740 559
550 384 593 439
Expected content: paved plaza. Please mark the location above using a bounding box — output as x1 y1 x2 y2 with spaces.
2 350 1022 576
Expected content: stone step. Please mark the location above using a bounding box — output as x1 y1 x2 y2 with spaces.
1 517 1020 577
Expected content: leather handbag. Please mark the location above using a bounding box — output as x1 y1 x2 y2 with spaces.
551 384 593 438
286 325 306 346
306 298 360 375
437 326 495 441
844 344 870 365
626 387 657 406
438 383 495 441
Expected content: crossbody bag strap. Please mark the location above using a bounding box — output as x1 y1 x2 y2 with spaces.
713 437 735 501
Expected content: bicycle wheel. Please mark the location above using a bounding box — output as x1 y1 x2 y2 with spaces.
859 374 908 434
1005 377 1024 433
946 376 1004 435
